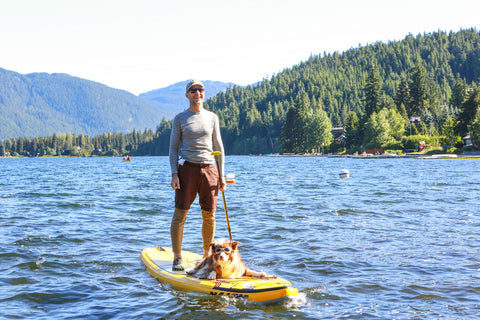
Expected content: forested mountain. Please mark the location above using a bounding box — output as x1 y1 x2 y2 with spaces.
0 68 169 140
139 80 236 119
2 29 480 157
0 68 237 141
204 28 480 154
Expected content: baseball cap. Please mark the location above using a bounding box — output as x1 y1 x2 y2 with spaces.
186 80 204 93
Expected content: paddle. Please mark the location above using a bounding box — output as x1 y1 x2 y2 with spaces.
211 151 232 241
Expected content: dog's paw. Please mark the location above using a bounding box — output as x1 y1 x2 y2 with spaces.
208 271 217 280
248 271 267 278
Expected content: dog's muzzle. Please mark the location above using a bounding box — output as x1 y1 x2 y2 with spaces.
218 252 229 262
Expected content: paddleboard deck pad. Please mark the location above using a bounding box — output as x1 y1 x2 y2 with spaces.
140 247 298 303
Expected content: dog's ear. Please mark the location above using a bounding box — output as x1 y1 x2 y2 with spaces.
231 241 241 250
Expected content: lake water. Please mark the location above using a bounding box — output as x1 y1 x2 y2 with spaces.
1 156 479 319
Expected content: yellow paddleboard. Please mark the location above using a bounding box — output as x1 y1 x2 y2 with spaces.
140 247 298 303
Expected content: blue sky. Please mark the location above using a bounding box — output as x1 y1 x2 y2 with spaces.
1 0 479 95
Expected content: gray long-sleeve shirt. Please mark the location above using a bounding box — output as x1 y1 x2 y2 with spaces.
169 108 225 176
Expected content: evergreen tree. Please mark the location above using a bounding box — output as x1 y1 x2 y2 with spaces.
364 64 383 117
279 104 295 153
394 75 411 113
409 63 430 116
468 112 480 148
457 84 480 136
450 76 468 109
280 92 311 153
344 111 359 148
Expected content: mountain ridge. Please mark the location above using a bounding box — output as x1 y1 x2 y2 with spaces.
0 67 236 140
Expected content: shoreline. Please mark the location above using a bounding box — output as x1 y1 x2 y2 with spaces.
265 153 480 159
2 153 480 160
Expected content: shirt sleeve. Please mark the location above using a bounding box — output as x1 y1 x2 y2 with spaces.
211 113 225 177
169 115 181 174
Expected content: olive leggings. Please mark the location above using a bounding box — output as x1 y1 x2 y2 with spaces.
170 208 216 257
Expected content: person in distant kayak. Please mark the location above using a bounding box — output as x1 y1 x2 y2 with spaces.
168 79 226 271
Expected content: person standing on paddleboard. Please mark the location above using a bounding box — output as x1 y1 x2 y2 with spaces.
168 79 226 271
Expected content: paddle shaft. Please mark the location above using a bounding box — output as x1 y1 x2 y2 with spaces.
212 152 232 241
220 189 232 242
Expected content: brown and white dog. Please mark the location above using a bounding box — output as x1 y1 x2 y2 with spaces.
186 239 266 280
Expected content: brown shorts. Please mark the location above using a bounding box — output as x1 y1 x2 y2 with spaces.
175 161 219 212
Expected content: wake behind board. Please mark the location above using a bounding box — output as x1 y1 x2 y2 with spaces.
140 247 298 303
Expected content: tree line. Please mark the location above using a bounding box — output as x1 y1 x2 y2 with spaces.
1 29 480 157
0 119 172 157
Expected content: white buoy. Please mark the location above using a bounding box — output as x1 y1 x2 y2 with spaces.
339 169 350 178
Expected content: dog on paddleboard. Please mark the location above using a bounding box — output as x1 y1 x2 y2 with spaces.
186 239 266 280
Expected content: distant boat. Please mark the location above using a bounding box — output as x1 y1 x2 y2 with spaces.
123 156 131 162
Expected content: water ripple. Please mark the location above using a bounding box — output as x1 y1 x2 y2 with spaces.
1 156 480 319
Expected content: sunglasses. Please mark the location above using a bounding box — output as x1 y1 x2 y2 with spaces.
215 247 231 254
189 88 204 93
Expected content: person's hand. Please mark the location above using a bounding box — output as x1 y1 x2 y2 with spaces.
171 174 180 190
219 177 226 192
